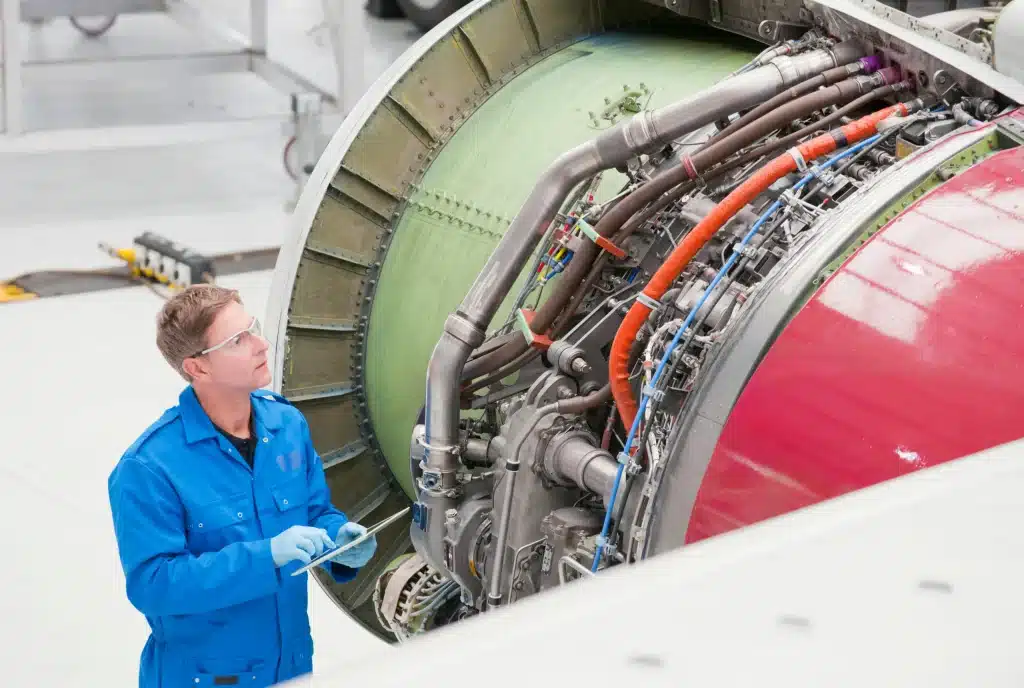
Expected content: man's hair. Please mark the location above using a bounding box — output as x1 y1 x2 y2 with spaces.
156 284 242 381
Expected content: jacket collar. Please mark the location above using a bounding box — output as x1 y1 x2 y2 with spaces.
179 386 282 445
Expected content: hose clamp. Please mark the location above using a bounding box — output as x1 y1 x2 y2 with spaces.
809 163 835 186
642 384 665 402
732 242 759 258
635 292 660 311
787 147 808 172
416 435 461 456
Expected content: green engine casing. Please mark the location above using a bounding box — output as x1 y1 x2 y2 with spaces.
265 0 759 640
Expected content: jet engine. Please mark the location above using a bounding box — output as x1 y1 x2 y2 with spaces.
265 0 1024 640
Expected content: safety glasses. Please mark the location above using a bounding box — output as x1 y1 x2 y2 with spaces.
195 316 263 357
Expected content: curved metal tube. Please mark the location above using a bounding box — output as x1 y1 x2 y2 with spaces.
712 57 879 140
421 41 865 482
558 556 595 585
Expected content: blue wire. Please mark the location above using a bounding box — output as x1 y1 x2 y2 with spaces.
591 134 883 571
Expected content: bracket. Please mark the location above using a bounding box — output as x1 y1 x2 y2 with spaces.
758 20 811 43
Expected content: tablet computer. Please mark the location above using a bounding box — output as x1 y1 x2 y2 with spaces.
290 506 411 576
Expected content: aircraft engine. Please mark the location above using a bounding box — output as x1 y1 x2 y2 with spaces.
266 0 1024 640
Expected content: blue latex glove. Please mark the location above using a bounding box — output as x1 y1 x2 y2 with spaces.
329 522 377 568
270 525 334 568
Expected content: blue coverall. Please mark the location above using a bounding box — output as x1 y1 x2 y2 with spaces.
108 386 359 687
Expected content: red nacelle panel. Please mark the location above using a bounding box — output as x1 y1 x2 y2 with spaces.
687 142 1024 543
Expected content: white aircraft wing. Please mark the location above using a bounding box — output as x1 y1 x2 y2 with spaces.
291 437 1024 687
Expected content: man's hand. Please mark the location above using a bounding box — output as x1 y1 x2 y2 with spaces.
329 522 377 568
270 525 334 567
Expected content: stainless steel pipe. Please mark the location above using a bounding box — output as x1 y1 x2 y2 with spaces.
544 434 620 501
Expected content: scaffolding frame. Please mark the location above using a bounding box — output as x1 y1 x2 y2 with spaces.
0 0 359 136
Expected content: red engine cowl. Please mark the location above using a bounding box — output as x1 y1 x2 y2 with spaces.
686 130 1024 544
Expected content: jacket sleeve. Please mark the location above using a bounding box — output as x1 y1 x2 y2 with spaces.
109 456 281 617
301 418 359 584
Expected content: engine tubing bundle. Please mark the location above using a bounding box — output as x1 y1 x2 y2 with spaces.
462 73 894 382
608 102 913 429
710 64 855 141
549 82 910 337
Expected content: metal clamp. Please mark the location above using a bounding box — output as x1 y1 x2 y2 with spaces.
779 189 822 219
635 292 660 310
732 242 758 259
642 384 665 402
787 147 809 173
416 435 460 456
808 163 836 186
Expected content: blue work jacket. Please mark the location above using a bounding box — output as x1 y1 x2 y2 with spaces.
108 386 358 687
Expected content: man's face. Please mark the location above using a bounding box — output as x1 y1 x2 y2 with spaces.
189 301 271 392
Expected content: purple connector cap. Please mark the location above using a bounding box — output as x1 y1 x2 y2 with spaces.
859 54 883 73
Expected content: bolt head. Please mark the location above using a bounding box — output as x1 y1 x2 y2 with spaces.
570 358 591 374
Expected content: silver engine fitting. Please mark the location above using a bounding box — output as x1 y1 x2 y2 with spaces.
373 350 623 639
398 367 620 619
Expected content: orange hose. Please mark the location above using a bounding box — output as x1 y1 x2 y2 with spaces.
609 103 912 429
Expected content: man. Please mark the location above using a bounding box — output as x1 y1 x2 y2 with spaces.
108 284 376 687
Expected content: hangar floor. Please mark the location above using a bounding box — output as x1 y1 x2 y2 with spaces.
0 2 414 682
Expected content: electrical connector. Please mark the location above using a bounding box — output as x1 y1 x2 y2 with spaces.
130 233 216 289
